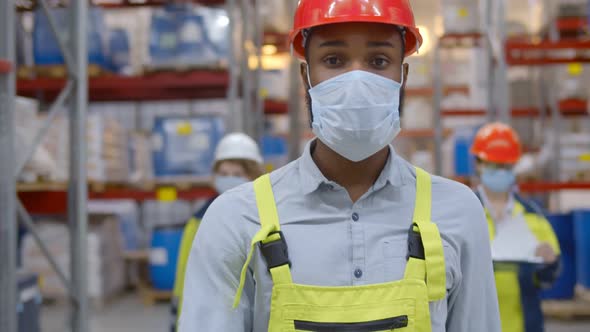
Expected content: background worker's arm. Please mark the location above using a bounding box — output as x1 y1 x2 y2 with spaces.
532 215 561 288
172 218 201 306
178 195 254 332
446 192 501 332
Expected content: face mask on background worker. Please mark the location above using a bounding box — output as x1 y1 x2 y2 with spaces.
307 68 403 162
213 175 249 194
481 166 516 193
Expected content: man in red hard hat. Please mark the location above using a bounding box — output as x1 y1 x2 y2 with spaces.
180 1 500 331
471 122 560 332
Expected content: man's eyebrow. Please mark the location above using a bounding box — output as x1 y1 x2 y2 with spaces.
367 41 395 48
319 40 347 47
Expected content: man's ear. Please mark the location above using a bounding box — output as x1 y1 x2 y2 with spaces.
402 63 409 87
300 62 310 89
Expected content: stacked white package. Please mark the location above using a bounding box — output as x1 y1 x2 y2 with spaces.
14 97 50 182
43 113 130 182
22 215 126 302
559 133 590 181
261 69 290 101
86 113 130 182
129 132 154 183
90 102 138 131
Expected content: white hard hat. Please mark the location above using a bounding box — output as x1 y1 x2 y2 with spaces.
214 132 263 164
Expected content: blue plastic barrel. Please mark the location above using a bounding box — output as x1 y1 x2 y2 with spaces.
453 128 477 177
541 213 576 299
574 209 590 289
149 225 184 290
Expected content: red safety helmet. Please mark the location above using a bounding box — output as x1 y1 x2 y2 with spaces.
470 122 522 164
289 0 423 59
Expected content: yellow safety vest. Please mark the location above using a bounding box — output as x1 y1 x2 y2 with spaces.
485 201 560 332
234 167 446 331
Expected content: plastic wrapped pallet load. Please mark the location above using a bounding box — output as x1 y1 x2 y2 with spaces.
441 0 480 34
22 214 126 303
151 115 225 177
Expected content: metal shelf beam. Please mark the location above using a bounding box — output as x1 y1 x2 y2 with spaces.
19 186 217 215
68 0 89 330
0 0 17 331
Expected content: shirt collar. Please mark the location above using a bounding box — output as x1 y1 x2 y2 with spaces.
298 139 405 195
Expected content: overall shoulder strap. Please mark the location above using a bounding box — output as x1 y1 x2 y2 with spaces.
404 167 447 301
233 175 293 308
254 174 281 234
254 175 293 285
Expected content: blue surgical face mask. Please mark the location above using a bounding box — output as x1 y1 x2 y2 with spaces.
214 175 248 194
481 168 515 193
307 69 403 162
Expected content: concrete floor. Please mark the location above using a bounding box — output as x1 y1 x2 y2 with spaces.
41 294 590 332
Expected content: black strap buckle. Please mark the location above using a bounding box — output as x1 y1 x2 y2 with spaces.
259 231 291 271
407 224 425 260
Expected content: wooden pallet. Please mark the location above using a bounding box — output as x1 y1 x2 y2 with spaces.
17 64 108 79
542 286 590 320
576 285 590 303
543 300 590 320
138 281 172 306
17 181 67 192
124 250 173 306
42 291 123 310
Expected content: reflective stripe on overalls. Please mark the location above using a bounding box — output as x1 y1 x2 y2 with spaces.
234 167 446 331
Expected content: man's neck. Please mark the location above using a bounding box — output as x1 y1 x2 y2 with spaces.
311 140 390 202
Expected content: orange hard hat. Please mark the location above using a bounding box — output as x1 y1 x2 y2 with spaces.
470 122 522 164
289 0 423 59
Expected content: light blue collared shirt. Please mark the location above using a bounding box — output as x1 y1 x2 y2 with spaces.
179 142 501 332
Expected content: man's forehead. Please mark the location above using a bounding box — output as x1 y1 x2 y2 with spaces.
309 22 402 43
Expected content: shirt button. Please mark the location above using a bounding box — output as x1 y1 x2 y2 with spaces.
351 212 359 222
354 268 363 279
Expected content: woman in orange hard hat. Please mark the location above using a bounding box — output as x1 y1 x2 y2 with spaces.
471 122 560 332
179 1 500 331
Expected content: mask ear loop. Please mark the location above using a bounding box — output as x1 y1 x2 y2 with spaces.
400 64 405 86
306 63 312 89
301 29 313 89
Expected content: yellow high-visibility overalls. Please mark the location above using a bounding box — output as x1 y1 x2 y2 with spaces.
234 167 446 331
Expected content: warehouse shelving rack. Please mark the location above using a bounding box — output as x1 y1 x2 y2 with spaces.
0 0 303 331
432 0 590 191
1 0 90 331
8 0 301 225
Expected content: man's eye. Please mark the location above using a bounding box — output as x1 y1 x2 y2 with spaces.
371 57 390 68
323 56 342 66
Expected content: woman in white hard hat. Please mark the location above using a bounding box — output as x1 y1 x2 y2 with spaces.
170 133 263 331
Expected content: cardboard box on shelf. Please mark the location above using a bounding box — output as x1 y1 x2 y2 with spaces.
90 102 138 131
